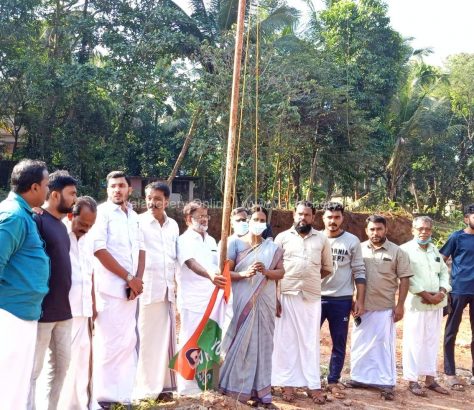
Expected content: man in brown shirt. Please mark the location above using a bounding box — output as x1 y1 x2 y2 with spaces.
272 201 332 404
348 215 411 401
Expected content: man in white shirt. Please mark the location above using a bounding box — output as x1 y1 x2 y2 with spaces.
176 201 227 395
58 196 97 410
134 182 179 402
92 171 145 408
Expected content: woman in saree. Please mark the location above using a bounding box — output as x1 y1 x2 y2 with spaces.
219 205 284 407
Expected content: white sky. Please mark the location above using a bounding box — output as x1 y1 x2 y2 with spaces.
173 0 474 66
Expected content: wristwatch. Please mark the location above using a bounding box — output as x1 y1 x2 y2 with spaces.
126 273 134 282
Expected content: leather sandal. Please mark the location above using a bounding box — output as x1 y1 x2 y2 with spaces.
408 381 427 397
281 386 295 402
308 388 326 404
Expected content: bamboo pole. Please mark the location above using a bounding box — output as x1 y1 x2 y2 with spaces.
219 0 247 271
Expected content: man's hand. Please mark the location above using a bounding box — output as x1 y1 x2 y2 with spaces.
393 304 404 322
421 292 444 305
128 276 143 294
208 271 227 289
31 207 44 215
352 300 365 317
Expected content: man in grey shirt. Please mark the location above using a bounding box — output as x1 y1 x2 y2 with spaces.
321 202 366 397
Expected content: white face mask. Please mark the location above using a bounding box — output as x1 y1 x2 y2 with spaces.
249 221 267 236
233 221 249 236
191 219 208 233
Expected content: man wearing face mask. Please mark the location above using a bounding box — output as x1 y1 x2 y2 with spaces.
176 201 227 395
272 201 333 405
230 207 249 238
400 216 450 397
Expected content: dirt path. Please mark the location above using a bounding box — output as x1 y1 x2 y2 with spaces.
137 310 474 410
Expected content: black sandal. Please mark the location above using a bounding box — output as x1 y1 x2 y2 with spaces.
380 388 395 401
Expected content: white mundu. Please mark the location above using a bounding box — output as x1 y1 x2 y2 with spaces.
92 201 144 404
176 228 218 395
403 309 443 381
0 308 38 410
350 309 396 387
57 222 94 410
134 211 179 400
272 293 321 389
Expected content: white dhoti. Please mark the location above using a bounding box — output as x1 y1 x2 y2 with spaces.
176 308 203 396
403 308 442 381
93 293 138 404
0 309 37 410
271 294 321 389
350 309 396 387
57 317 93 409
133 300 177 400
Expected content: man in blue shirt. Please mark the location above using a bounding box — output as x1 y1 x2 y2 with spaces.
441 203 474 390
0 159 50 410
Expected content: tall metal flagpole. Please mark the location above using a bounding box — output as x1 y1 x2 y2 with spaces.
219 0 247 271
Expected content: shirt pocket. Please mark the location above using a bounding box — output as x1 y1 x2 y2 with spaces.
378 259 394 274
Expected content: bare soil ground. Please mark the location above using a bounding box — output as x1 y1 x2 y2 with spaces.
135 310 474 410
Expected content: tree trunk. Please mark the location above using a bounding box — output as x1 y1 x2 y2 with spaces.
291 157 301 203
306 150 318 201
167 111 200 185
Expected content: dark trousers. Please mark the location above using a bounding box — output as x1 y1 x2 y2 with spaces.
320 298 352 383
443 294 474 375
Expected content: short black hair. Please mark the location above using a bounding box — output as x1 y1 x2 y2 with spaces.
365 214 387 227
249 205 268 218
295 200 316 214
322 201 344 214
10 159 48 194
145 181 171 198
72 196 97 216
48 170 78 193
464 204 474 217
106 170 131 187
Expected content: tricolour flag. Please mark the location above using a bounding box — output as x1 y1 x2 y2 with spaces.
169 261 231 390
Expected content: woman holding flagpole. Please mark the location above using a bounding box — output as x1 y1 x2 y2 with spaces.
219 205 284 407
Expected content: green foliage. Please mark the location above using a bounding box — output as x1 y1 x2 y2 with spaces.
0 0 472 215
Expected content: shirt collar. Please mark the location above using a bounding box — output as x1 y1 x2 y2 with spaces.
411 239 435 252
289 226 317 239
366 239 389 251
143 210 169 225
106 199 133 212
7 191 33 214
186 227 207 240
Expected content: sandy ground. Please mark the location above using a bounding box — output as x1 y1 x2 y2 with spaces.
139 309 474 410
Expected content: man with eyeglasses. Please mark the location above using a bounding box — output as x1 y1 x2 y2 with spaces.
176 201 227 395
401 216 450 397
